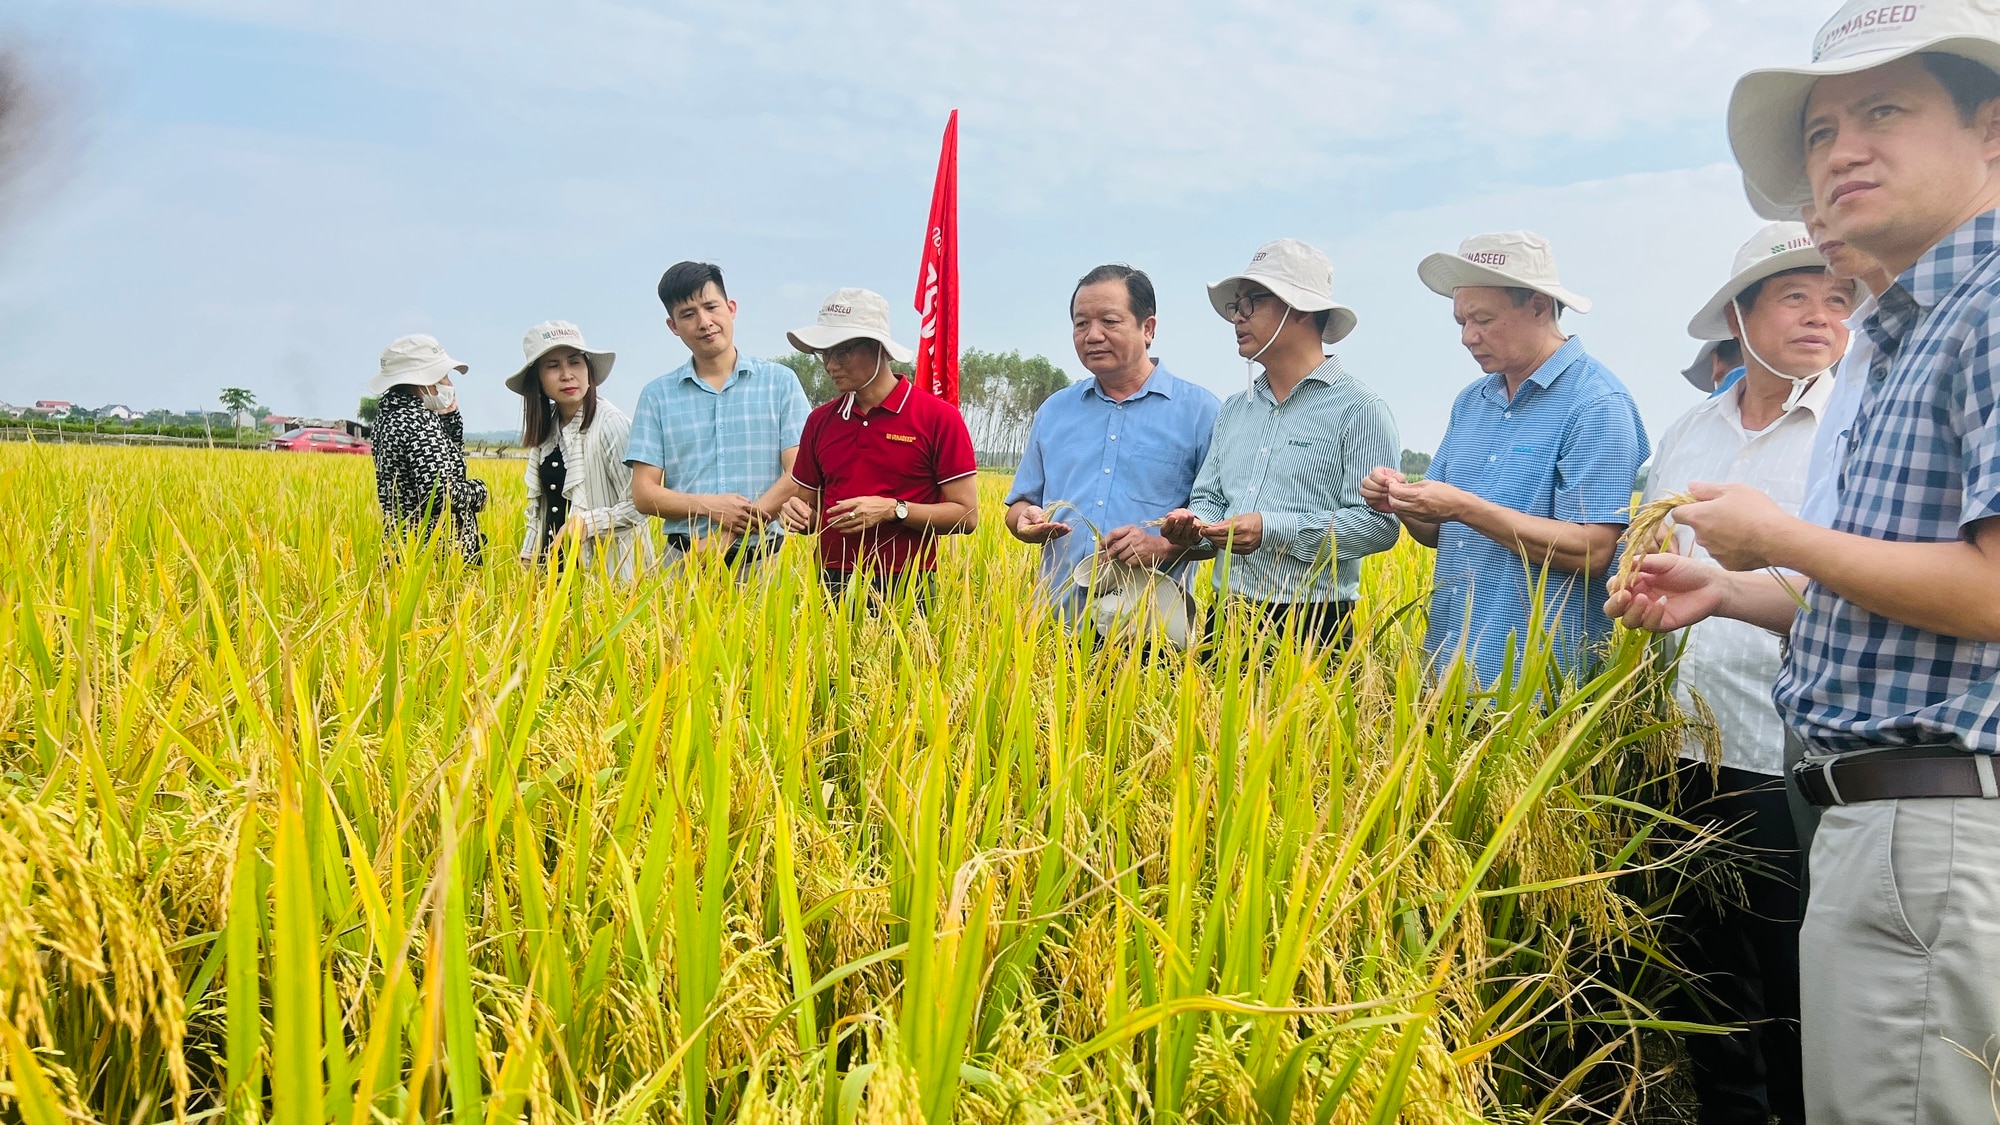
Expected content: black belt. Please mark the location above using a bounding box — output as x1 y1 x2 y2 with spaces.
1793 745 1996 806
666 531 779 567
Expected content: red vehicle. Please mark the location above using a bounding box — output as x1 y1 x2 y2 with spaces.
266 427 371 454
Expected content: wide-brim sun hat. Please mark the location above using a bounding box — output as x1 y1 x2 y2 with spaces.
1729 0 2000 220
370 334 467 396
1205 238 1358 345
786 287 916 364
1682 339 1725 392
506 320 616 395
1416 230 1593 314
1688 221 1829 340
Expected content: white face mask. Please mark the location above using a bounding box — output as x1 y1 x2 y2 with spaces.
421 383 457 414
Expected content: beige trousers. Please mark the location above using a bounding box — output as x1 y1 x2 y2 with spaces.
1802 796 2000 1123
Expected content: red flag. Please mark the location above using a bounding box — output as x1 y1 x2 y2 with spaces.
914 110 960 406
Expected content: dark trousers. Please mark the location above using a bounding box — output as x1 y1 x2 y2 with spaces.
820 567 934 614
1661 761 1805 1125
1226 597 1356 651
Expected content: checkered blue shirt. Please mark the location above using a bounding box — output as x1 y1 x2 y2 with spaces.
1423 336 1649 683
1775 211 2000 755
623 353 812 537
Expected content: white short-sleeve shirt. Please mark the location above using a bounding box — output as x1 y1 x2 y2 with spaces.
1643 371 1834 775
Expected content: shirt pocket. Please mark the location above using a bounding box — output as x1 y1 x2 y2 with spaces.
1119 451 1194 514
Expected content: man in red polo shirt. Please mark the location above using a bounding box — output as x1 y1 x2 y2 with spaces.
778 288 978 606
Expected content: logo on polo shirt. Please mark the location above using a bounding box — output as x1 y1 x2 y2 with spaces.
884 432 917 443
1464 251 1509 267
1814 4 1921 61
1288 439 1313 448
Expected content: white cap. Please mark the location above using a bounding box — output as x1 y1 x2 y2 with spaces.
370 334 466 396
1205 238 1358 344
1730 0 2000 219
1688 222 1831 340
506 320 615 395
1417 231 1593 314
786 288 915 364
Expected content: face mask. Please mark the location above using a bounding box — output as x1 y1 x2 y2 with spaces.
422 383 457 414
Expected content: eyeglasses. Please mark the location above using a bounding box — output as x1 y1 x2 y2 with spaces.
1224 292 1283 321
818 339 877 365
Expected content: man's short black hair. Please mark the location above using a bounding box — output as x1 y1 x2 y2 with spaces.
1735 265 1832 313
1071 264 1156 322
1920 52 2000 125
1502 287 1565 319
1716 338 1743 367
658 261 726 312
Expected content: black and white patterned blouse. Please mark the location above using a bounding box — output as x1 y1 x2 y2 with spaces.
371 387 487 562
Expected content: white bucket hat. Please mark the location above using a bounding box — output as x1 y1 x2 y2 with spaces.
1417 231 1593 314
1069 556 1194 650
1730 0 2000 220
505 320 615 395
370 334 467 396
786 288 915 364
1687 222 1830 340
1205 239 1358 344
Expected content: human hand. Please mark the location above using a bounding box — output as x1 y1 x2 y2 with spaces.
1013 504 1072 545
1201 512 1264 554
1101 525 1176 568
562 514 593 542
1385 478 1468 525
1671 482 1792 572
824 495 901 533
1159 508 1205 547
1605 553 1728 632
703 493 767 536
779 496 817 534
1361 467 1405 513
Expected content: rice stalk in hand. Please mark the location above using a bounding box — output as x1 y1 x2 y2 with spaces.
1618 491 1810 610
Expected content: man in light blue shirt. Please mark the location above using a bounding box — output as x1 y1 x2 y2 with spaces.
627 261 813 567
1007 264 1220 616
1365 232 1647 682
1161 240 1401 648
1798 211 1890 530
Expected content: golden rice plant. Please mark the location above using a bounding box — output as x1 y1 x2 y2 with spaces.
0 443 1707 1124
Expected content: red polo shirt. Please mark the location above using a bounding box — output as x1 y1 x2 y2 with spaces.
792 378 977 573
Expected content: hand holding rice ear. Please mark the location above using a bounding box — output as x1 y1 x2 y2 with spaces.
1615 489 1809 611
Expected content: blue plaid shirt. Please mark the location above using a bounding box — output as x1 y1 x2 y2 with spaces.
1424 336 1648 683
624 353 812 538
1775 211 2000 755
1006 362 1220 606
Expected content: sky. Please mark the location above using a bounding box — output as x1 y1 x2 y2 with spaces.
0 0 1833 451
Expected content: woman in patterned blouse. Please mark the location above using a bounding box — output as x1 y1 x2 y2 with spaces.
368 334 487 564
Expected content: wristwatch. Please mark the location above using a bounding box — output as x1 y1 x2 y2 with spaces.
893 500 910 523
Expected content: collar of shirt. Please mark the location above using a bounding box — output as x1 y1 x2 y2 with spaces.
1711 366 1836 433
671 351 758 393
1479 335 1585 407
1082 360 1176 404
838 376 916 420
1253 354 1344 406
1867 210 2000 356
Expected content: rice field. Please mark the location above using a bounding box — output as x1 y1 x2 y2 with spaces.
0 443 1706 1124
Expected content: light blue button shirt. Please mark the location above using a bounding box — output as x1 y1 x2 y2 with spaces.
1007 362 1220 604
1800 300 1874 529
1424 336 1649 684
624 353 812 537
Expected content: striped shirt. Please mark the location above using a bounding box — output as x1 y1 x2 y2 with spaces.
1006 362 1221 605
1186 355 1401 604
1776 211 2000 755
519 399 653 580
1424 336 1649 683
1644 372 1832 775
623 353 812 538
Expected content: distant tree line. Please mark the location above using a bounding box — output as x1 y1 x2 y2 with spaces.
776 347 1071 466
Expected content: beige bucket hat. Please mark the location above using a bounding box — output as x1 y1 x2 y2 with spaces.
370 334 467 396
1688 222 1830 340
1683 339 1729 392
786 288 916 364
1417 231 1593 314
1730 0 2000 220
1205 239 1358 344
506 320 615 395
